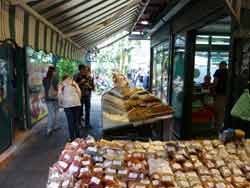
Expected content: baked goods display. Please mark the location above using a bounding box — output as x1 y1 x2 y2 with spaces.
47 137 250 188
102 73 174 125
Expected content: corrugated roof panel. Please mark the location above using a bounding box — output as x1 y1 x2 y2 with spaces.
27 0 144 48
57 0 128 30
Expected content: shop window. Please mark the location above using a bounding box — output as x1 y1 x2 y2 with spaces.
196 35 209 45
210 51 229 79
26 47 53 125
171 35 186 118
211 36 230 45
152 41 169 103
194 52 208 84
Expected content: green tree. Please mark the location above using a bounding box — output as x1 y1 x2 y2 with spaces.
56 59 79 81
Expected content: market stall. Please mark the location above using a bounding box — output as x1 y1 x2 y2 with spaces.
102 73 174 140
47 137 250 188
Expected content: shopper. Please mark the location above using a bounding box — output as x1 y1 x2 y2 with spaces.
74 65 95 128
213 61 228 128
43 66 59 135
59 75 81 141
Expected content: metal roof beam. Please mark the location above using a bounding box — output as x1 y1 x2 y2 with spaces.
64 0 140 33
74 14 136 43
79 23 133 45
43 0 88 19
81 24 133 48
78 20 134 44
57 0 128 29
32 0 64 13
72 11 136 40
66 4 139 37
51 0 107 24
131 0 151 32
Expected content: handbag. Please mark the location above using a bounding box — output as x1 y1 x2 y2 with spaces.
231 89 250 121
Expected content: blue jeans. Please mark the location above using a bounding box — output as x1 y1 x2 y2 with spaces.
81 96 91 126
46 101 58 132
64 106 81 140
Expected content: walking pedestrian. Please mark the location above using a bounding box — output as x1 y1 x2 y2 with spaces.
43 66 59 135
74 65 95 128
59 75 81 141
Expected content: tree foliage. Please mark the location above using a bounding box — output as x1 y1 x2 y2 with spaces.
56 59 79 81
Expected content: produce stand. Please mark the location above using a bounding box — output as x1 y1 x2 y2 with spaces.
47 137 250 188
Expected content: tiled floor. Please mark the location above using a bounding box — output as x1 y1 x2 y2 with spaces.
0 94 102 188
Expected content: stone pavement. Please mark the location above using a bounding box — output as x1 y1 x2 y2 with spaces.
0 94 102 188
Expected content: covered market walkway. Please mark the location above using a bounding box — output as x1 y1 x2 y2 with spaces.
1 0 250 187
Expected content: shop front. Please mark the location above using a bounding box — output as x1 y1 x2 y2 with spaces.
0 42 14 153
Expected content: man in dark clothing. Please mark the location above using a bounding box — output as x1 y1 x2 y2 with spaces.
74 65 95 128
213 61 228 128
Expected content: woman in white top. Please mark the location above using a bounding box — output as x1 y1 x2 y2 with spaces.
59 75 81 141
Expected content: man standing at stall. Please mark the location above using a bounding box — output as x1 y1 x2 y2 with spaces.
213 61 228 129
74 65 95 128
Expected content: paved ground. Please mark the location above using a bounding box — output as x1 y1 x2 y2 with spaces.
0 94 102 188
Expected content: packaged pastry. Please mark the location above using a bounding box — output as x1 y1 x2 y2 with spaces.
242 164 250 173
104 160 113 168
171 162 182 172
176 180 190 188
78 166 91 178
151 179 161 188
210 169 221 176
198 166 210 176
182 161 193 172
161 174 175 186
215 160 225 168
190 155 199 162
105 168 116 175
103 175 116 186
86 146 98 155
231 176 249 187
220 167 231 178
93 167 104 178
128 181 148 188
93 156 104 163
192 184 204 188
232 167 243 176
173 154 186 163
67 159 81 177
112 160 123 169
205 160 216 169
117 169 128 178
148 158 172 175
53 161 69 173
213 175 224 182
200 175 212 182
82 159 92 167
215 182 227 188
202 180 215 188
175 171 186 181
128 172 139 181
59 151 74 164
166 143 176 157
89 176 102 188
194 161 203 170
140 179 151 186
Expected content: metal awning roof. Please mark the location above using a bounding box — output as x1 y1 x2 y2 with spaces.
24 0 145 48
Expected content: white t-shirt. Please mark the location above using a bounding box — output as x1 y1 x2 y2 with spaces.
58 78 81 108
